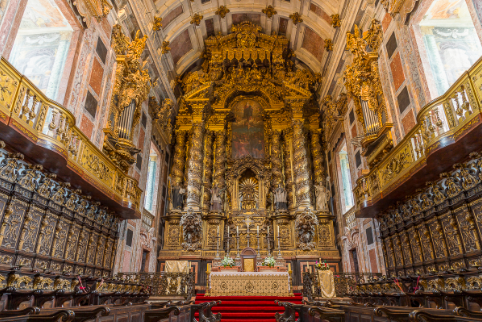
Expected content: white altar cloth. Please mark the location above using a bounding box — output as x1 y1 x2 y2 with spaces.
207 271 292 296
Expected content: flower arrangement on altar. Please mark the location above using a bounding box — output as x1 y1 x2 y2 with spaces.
262 256 276 268
221 256 235 268
315 260 330 271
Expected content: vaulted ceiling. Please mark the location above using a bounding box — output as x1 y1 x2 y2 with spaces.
120 0 373 105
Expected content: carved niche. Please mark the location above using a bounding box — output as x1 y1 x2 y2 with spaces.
226 156 269 211
295 208 319 251
180 209 202 251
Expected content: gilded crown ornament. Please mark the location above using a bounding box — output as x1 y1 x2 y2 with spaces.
215 6 230 18
331 14 341 28
262 5 277 18
289 12 303 25
190 13 203 26
161 41 171 54
152 16 162 31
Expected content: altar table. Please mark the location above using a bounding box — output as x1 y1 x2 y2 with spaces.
207 271 292 297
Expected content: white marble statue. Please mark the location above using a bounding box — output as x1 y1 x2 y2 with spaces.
315 176 331 212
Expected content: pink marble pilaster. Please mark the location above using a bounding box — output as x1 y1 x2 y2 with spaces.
0 0 27 59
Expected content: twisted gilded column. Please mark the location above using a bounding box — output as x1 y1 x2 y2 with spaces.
293 119 312 209
271 130 283 188
186 122 205 210
183 130 193 186
202 131 214 212
170 131 187 187
310 130 324 185
213 132 226 189
283 129 295 209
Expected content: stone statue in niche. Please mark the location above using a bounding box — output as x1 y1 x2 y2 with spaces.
314 176 331 212
171 182 186 210
210 185 225 212
273 184 287 210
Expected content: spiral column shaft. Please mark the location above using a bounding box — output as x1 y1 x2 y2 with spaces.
213 132 226 190
271 130 283 189
293 119 312 209
283 129 295 209
186 123 205 210
202 131 214 212
170 131 187 187
311 130 324 185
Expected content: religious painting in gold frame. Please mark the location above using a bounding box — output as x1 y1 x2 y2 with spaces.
231 98 265 159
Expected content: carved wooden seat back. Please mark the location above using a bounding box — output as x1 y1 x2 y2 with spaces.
240 247 257 272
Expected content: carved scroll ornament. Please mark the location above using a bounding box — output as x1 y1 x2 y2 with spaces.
74 0 112 27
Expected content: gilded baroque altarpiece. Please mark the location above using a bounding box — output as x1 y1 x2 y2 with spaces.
159 22 340 264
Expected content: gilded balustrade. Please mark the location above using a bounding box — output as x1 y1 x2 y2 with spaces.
354 57 482 216
0 58 142 218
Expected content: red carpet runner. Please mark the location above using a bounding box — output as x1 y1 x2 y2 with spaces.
195 293 303 322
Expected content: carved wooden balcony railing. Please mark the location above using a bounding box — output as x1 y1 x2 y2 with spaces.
354 57 482 218
119 272 195 299
0 58 142 219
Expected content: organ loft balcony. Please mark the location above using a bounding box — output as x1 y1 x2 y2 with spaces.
0 57 142 220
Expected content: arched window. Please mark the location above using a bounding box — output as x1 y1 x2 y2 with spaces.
415 0 482 96
8 0 74 100
337 142 354 214
144 143 161 213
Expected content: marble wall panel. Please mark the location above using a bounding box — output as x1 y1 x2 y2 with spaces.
89 57 104 95
390 52 405 90
309 2 332 25
231 13 261 25
170 29 192 64
401 109 416 134
162 5 183 28
302 27 324 62
80 113 94 139
382 12 392 32
278 17 289 35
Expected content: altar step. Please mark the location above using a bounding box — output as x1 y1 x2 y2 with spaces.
195 293 303 321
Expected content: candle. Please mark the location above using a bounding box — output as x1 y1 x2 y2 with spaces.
268 226 269 236
217 226 219 236
277 226 280 235
288 263 291 271
237 226 239 235
306 262 309 272
228 226 230 234
207 263 211 273
257 226 259 234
